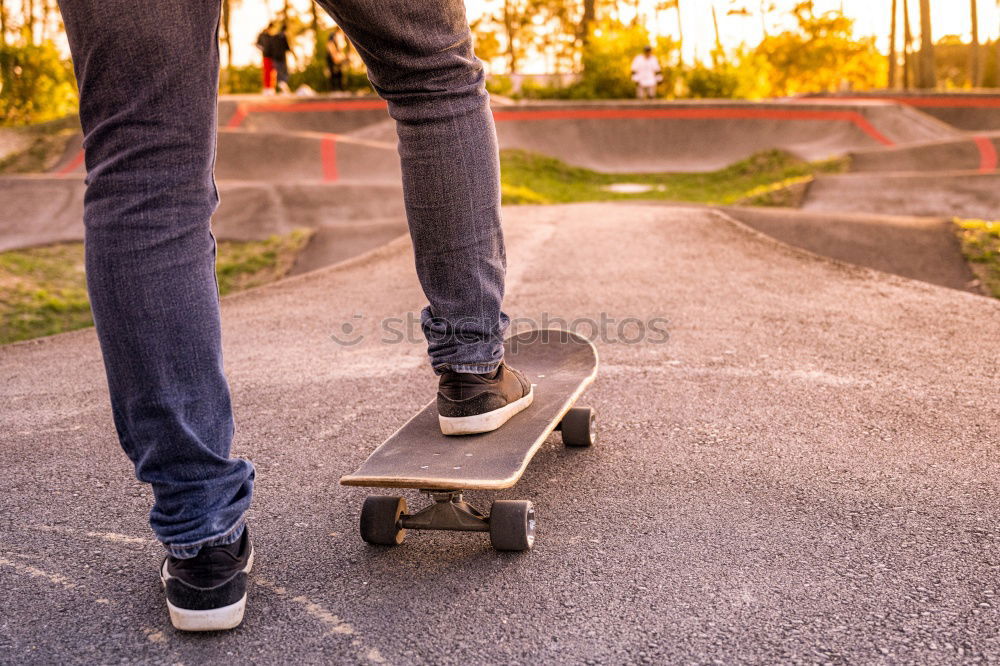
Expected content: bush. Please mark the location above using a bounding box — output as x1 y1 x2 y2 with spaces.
0 41 77 126
220 65 264 94
684 63 739 98
486 74 514 97
288 58 329 92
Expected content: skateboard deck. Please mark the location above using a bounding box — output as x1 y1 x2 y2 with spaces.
340 328 598 491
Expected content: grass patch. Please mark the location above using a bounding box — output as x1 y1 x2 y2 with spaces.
0 116 81 175
0 229 314 345
955 219 1000 298
499 148 846 206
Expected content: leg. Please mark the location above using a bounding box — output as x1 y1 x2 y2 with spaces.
316 0 507 374
263 57 274 91
279 60 291 92
57 0 253 558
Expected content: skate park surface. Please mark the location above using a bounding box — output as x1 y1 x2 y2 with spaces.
2 95 999 663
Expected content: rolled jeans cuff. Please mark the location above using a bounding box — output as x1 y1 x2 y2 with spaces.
439 362 501 375
164 518 245 559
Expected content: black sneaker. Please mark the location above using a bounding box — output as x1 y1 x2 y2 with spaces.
437 362 534 435
159 526 254 631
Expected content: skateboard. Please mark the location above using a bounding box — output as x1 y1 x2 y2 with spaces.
340 328 598 551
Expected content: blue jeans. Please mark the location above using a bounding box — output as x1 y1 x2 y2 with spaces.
57 0 508 557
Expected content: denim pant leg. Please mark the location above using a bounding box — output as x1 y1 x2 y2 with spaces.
316 0 509 374
57 0 254 558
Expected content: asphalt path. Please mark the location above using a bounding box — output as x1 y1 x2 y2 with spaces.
2 203 998 664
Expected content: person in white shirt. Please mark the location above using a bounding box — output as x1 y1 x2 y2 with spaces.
631 46 662 99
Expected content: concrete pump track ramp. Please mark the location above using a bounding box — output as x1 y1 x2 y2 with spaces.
5 97 989 274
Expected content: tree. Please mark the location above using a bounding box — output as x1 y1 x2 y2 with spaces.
221 0 233 71
917 0 936 88
581 0 596 46
502 0 521 72
970 0 980 87
888 0 897 88
902 0 913 88
751 4 886 95
1 0 8 47
656 0 683 65
710 3 723 65
25 0 34 44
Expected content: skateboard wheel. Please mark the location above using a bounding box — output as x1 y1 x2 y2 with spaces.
360 495 407 546
489 500 536 552
560 406 596 447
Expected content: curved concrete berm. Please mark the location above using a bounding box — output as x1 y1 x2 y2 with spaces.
2 203 997 662
803 171 1000 220
0 175 406 252
815 91 1000 131
719 206 980 292
217 96 959 172
849 133 1000 173
493 99 957 172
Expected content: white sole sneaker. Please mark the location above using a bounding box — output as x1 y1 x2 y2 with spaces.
166 595 248 632
439 385 535 435
161 550 254 632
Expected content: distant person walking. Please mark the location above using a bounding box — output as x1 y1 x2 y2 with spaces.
256 22 277 94
325 32 346 92
631 45 662 99
266 23 294 94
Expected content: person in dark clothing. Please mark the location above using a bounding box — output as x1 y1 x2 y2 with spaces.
255 22 276 93
266 23 293 93
325 32 345 91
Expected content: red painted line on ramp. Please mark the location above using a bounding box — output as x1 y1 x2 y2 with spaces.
882 95 1000 109
225 99 388 128
224 101 895 146
974 135 998 172
491 107 896 146
321 135 338 182
56 149 85 175
226 106 249 128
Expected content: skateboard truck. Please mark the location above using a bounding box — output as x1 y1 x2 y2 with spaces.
398 491 490 533
359 491 537 551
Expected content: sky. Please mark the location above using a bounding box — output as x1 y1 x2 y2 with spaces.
230 0 999 72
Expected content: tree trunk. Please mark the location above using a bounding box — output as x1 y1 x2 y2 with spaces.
26 0 34 44
917 0 936 88
503 0 517 74
902 0 912 89
581 0 595 46
0 0 6 47
970 0 980 87
710 3 722 65
675 0 684 66
889 0 898 88
221 0 233 72
996 31 1000 89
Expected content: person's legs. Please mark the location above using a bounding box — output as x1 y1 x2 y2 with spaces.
263 56 275 92
57 0 254 558
316 0 508 375
275 59 290 92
